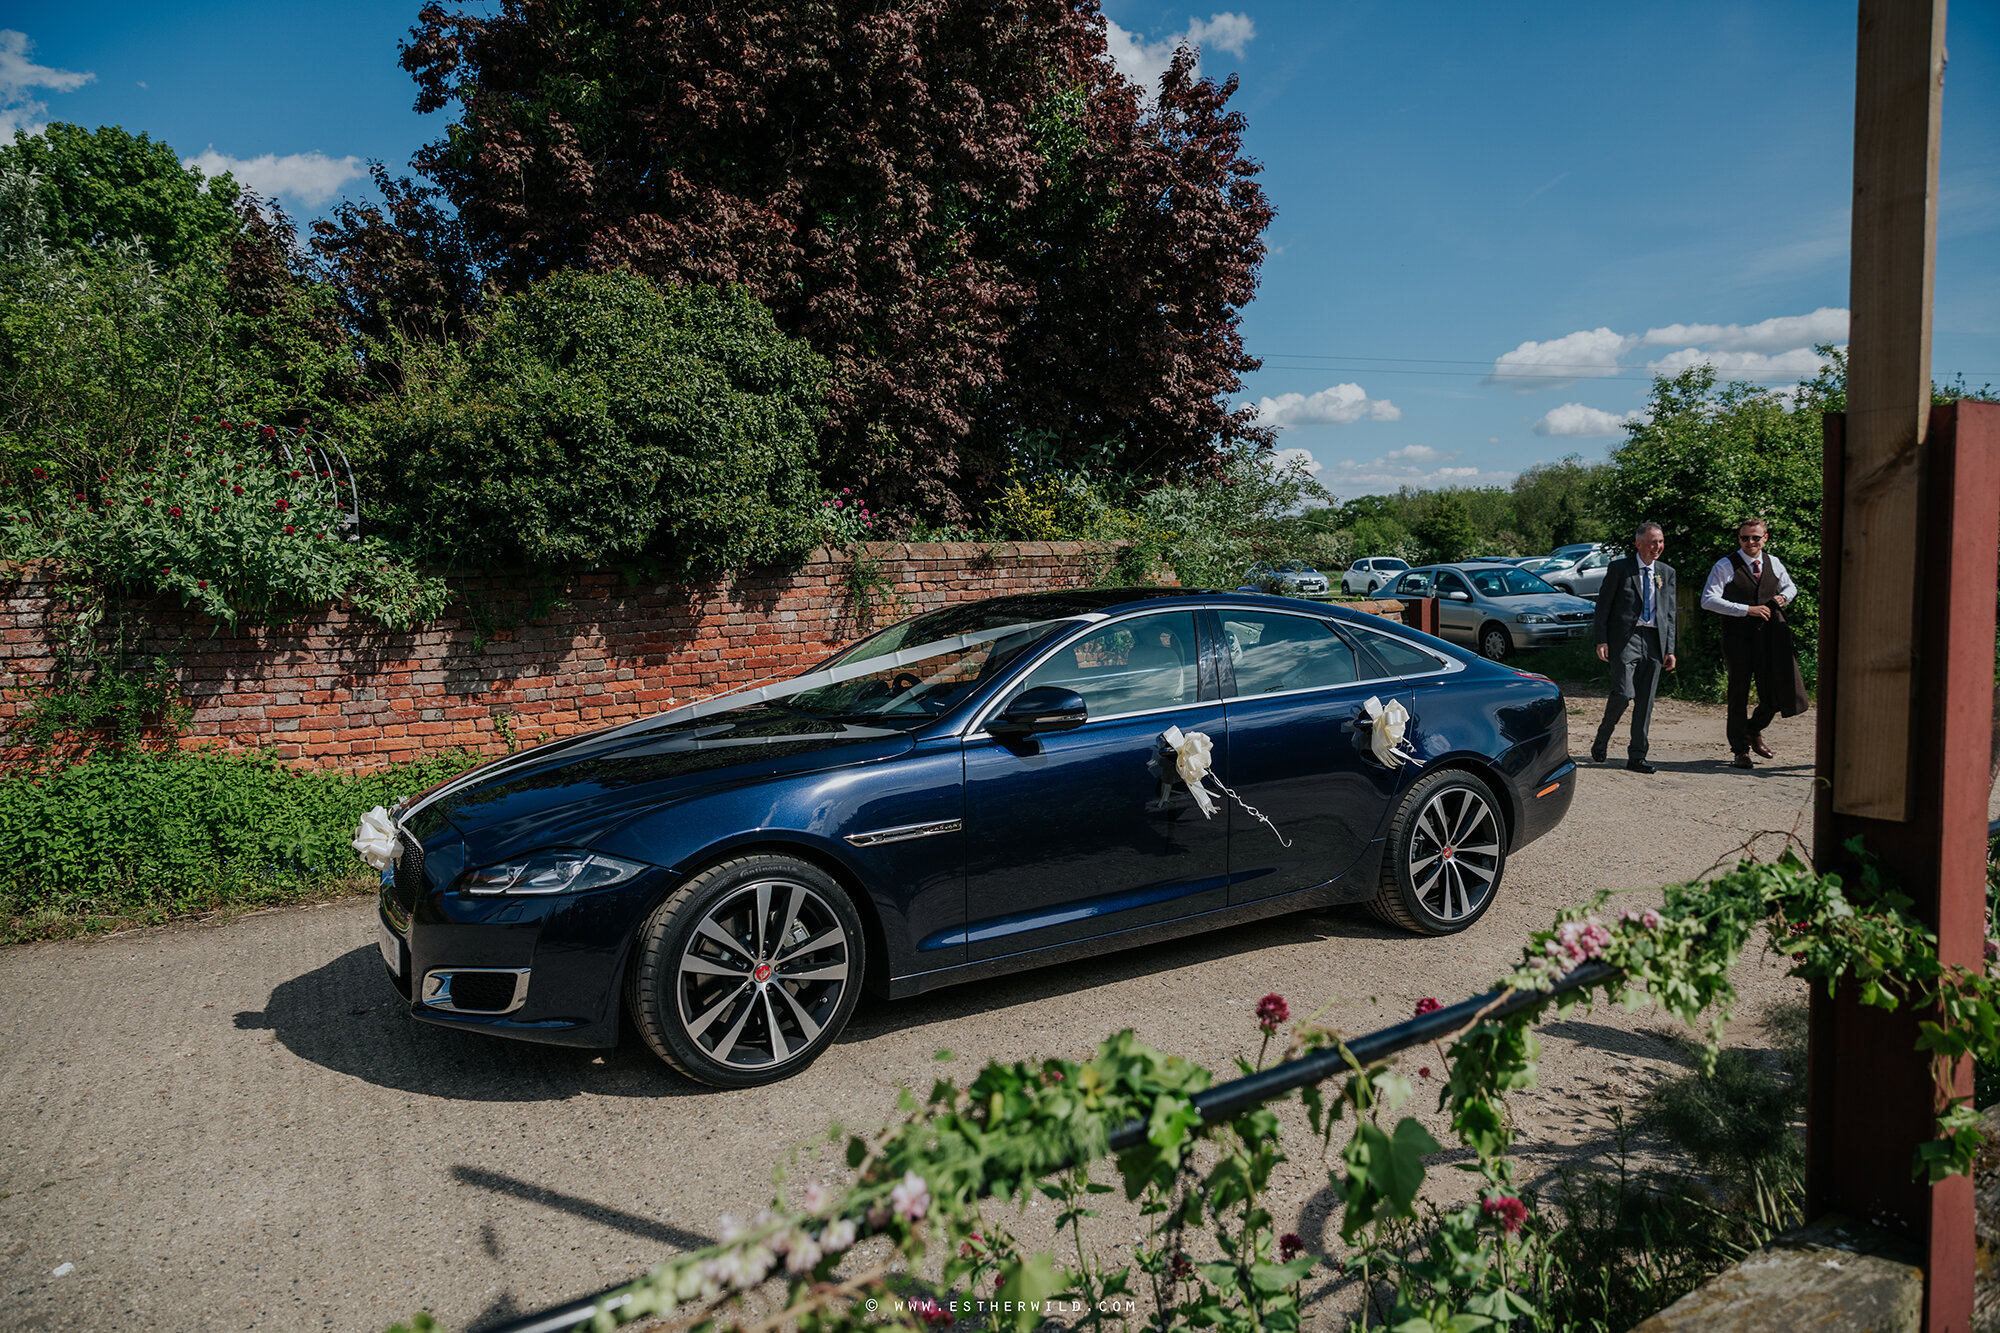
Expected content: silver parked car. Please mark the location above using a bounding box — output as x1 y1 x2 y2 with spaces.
1541 546 1617 599
1390 562 1596 660
1341 556 1411 596
1243 559 1331 597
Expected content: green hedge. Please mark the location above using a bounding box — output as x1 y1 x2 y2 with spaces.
0 747 481 941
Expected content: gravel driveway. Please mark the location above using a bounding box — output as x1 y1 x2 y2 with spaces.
1 694 1834 1331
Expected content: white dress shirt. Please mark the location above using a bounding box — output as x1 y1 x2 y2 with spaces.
1700 551 1797 616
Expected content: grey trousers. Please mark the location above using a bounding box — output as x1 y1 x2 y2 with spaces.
1595 627 1663 760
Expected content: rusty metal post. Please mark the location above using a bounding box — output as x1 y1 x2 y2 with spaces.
1811 401 2000 1332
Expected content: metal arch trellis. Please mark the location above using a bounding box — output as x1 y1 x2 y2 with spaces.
265 424 364 543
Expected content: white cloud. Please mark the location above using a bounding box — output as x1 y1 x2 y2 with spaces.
1104 12 1255 97
1322 453 1517 497
182 147 365 208
1487 327 1635 391
0 30 93 138
1245 382 1400 430
1271 447 1321 475
1643 346 1833 382
1639 307 1847 353
1533 403 1645 438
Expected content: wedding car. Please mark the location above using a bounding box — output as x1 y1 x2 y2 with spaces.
372 589 1575 1086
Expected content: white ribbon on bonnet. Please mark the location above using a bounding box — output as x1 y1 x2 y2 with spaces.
1156 725 1290 847
352 805 399 872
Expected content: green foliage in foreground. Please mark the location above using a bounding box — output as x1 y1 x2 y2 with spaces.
386 848 1997 1333
0 747 481 941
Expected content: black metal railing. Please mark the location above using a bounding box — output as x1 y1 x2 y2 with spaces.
484 960 1620 1333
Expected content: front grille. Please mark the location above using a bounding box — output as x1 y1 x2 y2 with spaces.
439 971 522 1013
392 829 425 914
1557 611 1591 622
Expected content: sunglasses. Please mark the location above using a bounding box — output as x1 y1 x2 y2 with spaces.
1738 534 1767 542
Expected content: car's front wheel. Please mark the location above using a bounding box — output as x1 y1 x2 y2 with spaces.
626 854 865 1087
1367 770 1507 935
1479 624 1513 661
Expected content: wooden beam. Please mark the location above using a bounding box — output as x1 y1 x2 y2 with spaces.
1832 0 1947 819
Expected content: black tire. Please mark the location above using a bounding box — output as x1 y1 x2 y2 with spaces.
1367 770 1507 936
625 853 865 1087
1478 624 1513 661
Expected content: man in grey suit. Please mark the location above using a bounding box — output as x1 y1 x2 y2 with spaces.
1591 522 1677 774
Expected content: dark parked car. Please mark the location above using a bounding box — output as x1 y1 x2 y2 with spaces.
377 590 1576 1086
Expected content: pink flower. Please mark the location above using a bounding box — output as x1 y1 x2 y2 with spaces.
1414 997 1440 1017
1279 1233 1304 1262
909 1296 953 1326
890 1170 929 1221
1256 992 1289 1034
820 1218 856 1253
1642 908 1662 931
1986 940 1998 964
833 499 844 508
1483 1196 1528 1234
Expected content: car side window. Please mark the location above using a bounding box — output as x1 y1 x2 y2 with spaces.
1580 553 1608 571
1438 571 1471 596
1396 571 1432 595
1472 571 1507 597
1006 611 1198 719
1354 559 1371 572
1352 628 1447 677
1222 613 1360 697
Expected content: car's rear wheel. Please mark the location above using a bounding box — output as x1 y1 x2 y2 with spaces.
1367 770 1507 935
1479 624 1513 661
626 854 864 1087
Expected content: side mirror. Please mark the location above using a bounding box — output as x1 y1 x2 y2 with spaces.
1447 591 1472 602
988 686 1088 738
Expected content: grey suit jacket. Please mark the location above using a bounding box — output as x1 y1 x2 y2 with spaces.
1592 556 1676 658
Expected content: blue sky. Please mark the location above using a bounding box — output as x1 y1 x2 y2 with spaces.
6 1 1996 498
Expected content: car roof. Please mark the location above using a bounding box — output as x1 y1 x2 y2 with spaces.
932 586 1469 639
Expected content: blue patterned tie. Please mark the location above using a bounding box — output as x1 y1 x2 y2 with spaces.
1641 564 1654 623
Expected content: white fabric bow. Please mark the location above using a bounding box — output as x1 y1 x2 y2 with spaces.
1158 726 1219 816
1363 696 1421 769
1155 726 1289 845
352 806 399 872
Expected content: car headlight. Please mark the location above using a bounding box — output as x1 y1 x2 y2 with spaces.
1516 613 1554 624
461 850 650 896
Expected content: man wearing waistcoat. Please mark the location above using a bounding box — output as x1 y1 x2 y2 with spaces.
1591 521 1677 774
1699 517 1809 768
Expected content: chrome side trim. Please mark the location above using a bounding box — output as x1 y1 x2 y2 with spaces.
421 968 532 1015
845 819 964 848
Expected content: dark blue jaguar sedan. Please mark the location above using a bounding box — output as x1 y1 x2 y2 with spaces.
376 589 1575 1086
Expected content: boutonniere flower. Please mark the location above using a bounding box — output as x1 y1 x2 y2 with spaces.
1651 569 1663 590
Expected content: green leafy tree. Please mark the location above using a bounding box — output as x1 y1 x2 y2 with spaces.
366 270 829 573
1508 457 1609 553
0 123 242 270
1413 493 1476 564
1137 443 1329 588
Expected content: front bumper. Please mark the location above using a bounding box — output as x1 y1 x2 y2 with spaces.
377 864 669 1049
1516 622 1593 647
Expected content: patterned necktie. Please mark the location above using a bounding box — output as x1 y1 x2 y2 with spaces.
1642 564 1654 622
1751 559 1761 580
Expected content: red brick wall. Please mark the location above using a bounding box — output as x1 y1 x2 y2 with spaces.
0 543 1162 769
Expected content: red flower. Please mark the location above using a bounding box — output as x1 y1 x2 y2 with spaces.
289 470 300 480
197 580 207 590
31 467 44 479
260 425 276 437
1419 1065 1431 1078
1483 1197 1528 1234
220 420 233 429
1256 992 1289 1034
274 499 289 512
283 525 295 534
168 506 182 517
211 506 221 514
1170 1252 1195 1281
162 565 171 575
1279 1233 1304 1262
142 496 154 506
232 485 243 495
192 416 203 423
1414 997 1440 1017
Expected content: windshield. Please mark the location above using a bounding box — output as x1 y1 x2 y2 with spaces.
1467 567 1561 598
786 602 1080 719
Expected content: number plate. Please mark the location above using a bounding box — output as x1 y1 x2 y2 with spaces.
378 920 406 977
1567 627 1590 639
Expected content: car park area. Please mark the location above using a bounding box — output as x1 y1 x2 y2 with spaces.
2 694 1840 1332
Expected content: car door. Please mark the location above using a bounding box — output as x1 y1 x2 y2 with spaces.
1216 609 1407 904
1574 551 1611 597
1435 570 1478 643
960 609 1229 962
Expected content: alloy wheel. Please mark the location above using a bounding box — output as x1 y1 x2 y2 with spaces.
675 878 851 1071
1405 786 1501 923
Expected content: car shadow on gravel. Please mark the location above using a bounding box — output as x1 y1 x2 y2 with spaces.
839 906 1406 1043
234 944 706 1101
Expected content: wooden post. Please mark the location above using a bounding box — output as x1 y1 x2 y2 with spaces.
1407 595 1439 638
1812 402 1997 1332
1831 0 1947 819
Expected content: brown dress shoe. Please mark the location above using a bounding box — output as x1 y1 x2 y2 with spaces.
1732 753 1753 769
1750 734 1774 759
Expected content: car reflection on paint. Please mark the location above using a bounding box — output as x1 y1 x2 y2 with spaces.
377 589 1577 1086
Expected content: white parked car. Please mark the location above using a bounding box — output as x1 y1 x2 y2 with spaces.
1341 556 1411 596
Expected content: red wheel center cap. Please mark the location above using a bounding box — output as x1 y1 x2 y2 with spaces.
1442 847 1455 861
753 963 773 983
